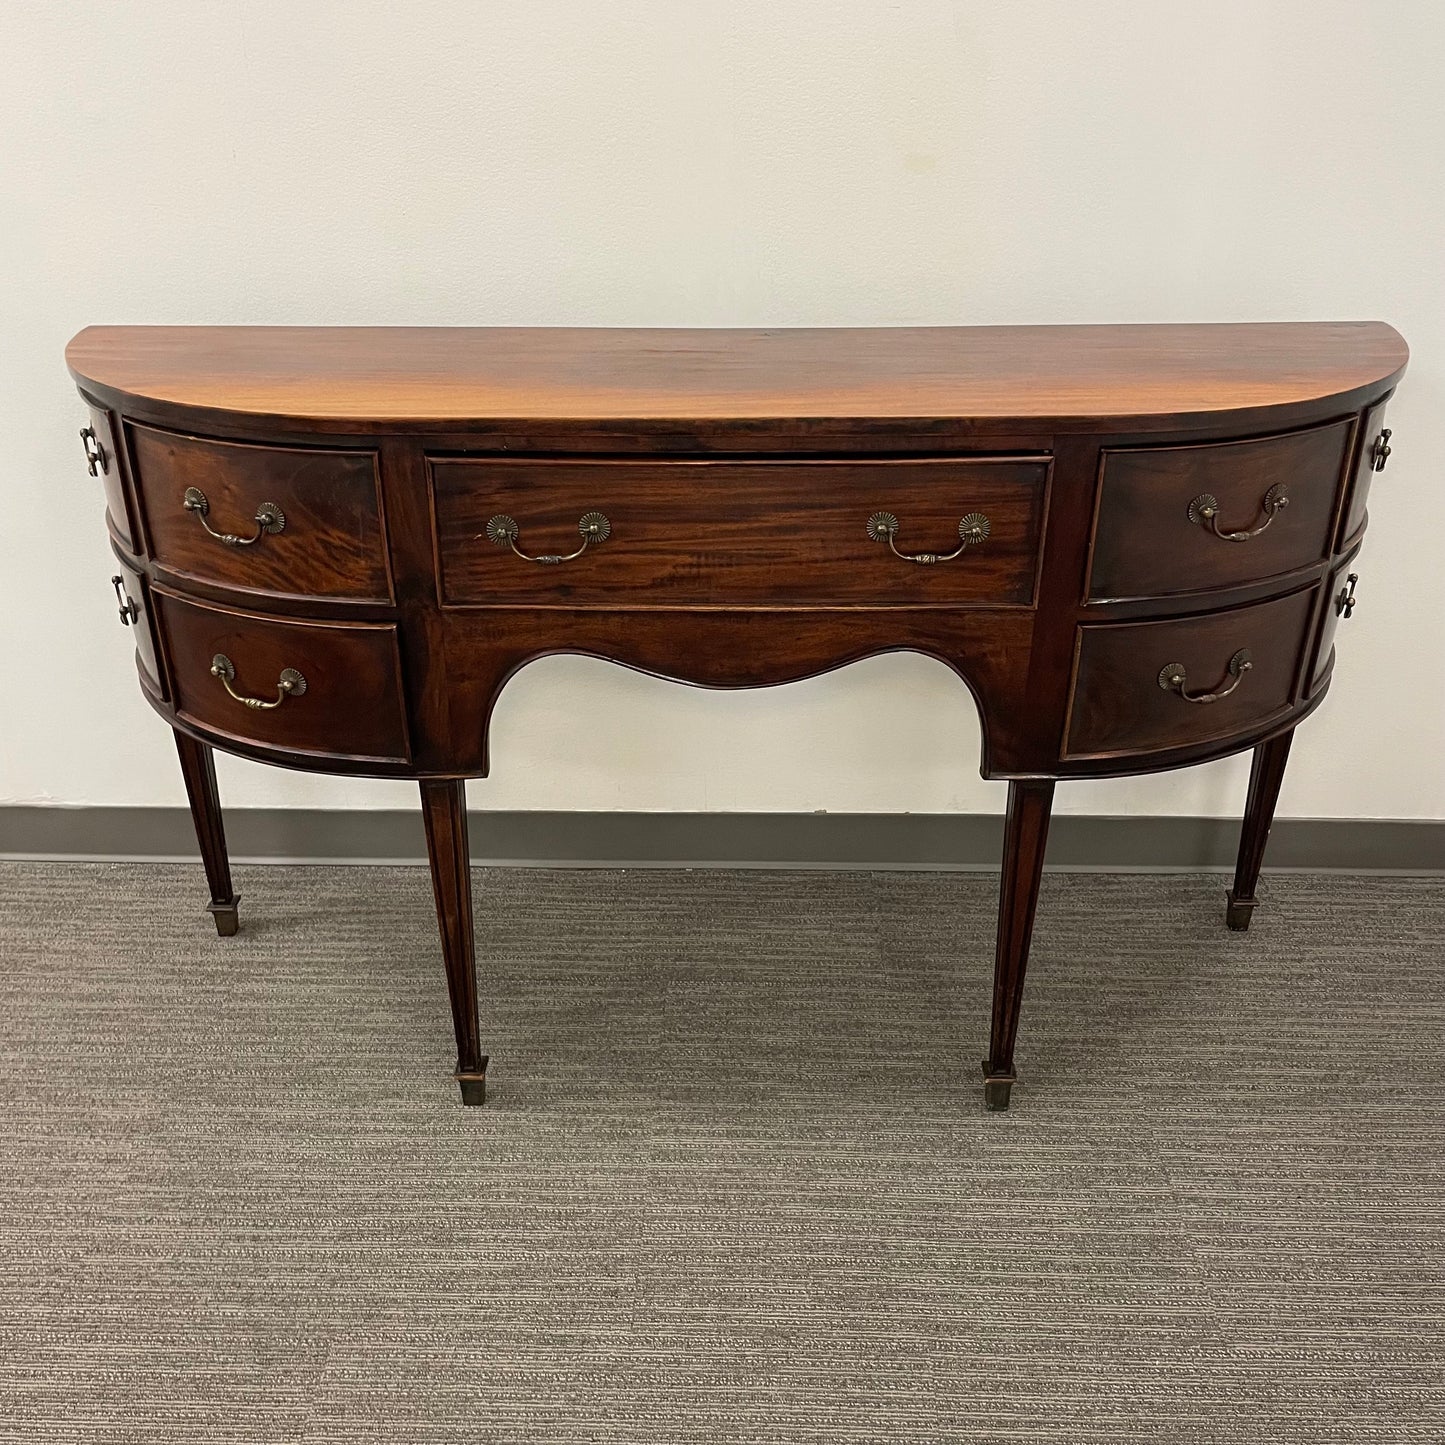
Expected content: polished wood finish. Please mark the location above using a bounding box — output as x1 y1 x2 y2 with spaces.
431 456 1048 607
154 589 411 765
129 425 390 603
1064 588 1317 759
1226 730 1295 931
984 781 1055 1110
420 780 487 1104
66 323 1407 1110
1087 420 1353 601
67 323 1406 431
172 730 238 936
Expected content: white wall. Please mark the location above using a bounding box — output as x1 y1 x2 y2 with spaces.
3 1 1442 822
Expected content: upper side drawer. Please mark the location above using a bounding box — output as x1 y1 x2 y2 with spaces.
80 399 138 553
1086 420 1354 602
429 456 1049 607
1337 400 1390 547
128 425 392 603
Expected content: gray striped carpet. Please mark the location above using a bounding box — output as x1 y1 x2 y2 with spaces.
1 861 1442 1443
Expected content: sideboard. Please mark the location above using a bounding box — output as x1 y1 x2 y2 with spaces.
66 323 1407 1109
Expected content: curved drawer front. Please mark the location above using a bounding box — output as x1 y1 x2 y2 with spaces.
129 426 391 602
430 456 1048 607
153 589 410 763
1064 588 1316 759
1087 420 1353 602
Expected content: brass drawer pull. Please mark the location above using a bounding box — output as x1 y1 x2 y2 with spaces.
109 575 139 627
1157 648 1253 704
210 653 307 710
1187 485 1287 541
1336 572 1359 618
80 426 108 476
485 511 610 564
184 487 286 547
867 511 991 565
1372 428 1392 472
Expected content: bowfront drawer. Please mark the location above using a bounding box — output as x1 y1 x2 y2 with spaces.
153 589 410 764
81 400 138 552
429 456 1048 607
1086 420 1353 602
1064 588 1316 759
129 426 391 603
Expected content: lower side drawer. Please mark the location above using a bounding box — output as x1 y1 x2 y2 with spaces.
1064 589 1316 759
111 552 166 699
153 589 411 764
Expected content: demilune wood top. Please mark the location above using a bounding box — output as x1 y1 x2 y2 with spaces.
66 322 1407 432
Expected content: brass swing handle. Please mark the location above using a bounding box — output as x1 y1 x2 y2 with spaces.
80 426 108 476
210 654 307 710
1158 648 1253 704
110 575 139 627
867 511 991 564
484 511 611 564
184 487 286 547
1188 485 1288 541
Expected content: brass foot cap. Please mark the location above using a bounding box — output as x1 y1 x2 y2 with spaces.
982 1060 1016 1112
456 1060 490 1107
1225 893 1258 932
207 897 240 937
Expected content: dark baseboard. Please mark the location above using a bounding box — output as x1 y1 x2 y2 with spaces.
0 807 1441 872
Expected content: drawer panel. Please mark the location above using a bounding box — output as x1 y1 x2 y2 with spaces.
130 425 391 602
82 400 138 552
1087 420 1353 601
1064 589 1316 759
154 589 410 763
430 457 1048 607
1338 401 1389 546
111 552 166 698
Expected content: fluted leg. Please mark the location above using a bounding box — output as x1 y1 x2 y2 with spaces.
173 730 239 936
982 780 1055 1111
420 779 488 1104
1226 729 1294 932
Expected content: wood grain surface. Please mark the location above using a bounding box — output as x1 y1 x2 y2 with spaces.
67 322 1407 429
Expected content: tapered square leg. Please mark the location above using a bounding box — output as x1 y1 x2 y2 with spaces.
420 779 489 1106
1226 730 1294 932
982 780 1054 1111
173 730 240 936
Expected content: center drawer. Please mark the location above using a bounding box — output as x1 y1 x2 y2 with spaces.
429 456 1049 607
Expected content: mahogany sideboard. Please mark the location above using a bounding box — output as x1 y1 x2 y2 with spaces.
66 323 1407 1109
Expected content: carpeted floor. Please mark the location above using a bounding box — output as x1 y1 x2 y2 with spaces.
0 861 1442 1443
